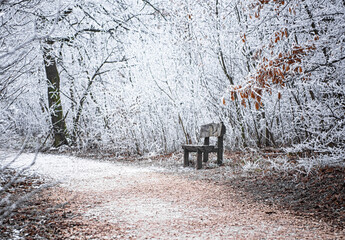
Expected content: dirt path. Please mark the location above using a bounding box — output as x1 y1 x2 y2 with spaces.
5 153 344 239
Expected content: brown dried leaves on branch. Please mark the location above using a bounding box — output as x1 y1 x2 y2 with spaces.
230 0 320 109
229 36 316 109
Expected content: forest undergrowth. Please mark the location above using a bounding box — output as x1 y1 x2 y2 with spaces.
223 151 345 231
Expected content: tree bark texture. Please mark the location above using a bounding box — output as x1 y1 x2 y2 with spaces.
43 40 68 147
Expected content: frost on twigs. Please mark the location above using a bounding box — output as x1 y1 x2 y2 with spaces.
238 147 345 177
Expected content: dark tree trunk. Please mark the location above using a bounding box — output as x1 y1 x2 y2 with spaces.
43 40 68 147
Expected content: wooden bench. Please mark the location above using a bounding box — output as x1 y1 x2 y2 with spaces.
182 122 226 169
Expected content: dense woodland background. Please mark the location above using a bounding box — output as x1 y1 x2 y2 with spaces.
1 1 345 236
1 0 344 165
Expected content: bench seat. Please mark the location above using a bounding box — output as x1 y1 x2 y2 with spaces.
182 145 217 152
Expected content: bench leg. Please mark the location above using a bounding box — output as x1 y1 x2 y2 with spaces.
217 152 223 165
196 149 202 169
203 151 209 163
183 150 189 167
217 136 224 165
217 150 223 165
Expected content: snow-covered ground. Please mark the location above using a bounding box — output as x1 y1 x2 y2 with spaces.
1 151 343 239
1 151 163 190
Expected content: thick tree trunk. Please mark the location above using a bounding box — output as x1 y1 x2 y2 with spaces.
43 40 68 147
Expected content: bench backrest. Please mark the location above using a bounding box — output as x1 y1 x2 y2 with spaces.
200 122 226 138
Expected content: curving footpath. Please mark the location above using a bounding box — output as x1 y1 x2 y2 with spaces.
3 152 343 239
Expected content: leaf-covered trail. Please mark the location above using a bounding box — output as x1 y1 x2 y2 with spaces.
6 153 343 239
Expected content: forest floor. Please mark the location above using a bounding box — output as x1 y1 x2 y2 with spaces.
1 150 344 239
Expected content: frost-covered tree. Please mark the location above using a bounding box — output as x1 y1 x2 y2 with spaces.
1 0 343 161
0 0 57 148
228 0 345 162
1 0 169 150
